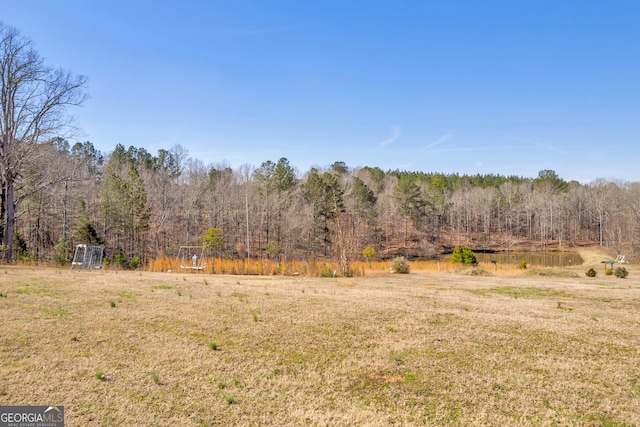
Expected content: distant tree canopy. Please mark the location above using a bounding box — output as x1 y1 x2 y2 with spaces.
4 130 637 270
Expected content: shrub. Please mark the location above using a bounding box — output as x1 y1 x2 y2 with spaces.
391 257 410 274
20 251 37 262
53 236 71 265
450 245 477 266
113 252 128 268
585 268 597 278
450 245 463 263
517 259 527 270
130 255 140 269
263 241 284 259
614 266 628 279
13 232 28 260
461 247 478 266
605 269 614 276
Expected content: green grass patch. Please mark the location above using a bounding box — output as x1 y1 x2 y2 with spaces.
469 286 572 298
403 372 417 383
118 291 140 299
42 307 69 317
287 350 309 363
151 285 173 290
16 287 50 295
596 414 635 427
588 297 615 303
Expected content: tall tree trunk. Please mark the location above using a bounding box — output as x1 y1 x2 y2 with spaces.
4 179 15 261
0 179 5 248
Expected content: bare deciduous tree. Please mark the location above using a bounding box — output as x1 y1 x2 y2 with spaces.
0 23 87 260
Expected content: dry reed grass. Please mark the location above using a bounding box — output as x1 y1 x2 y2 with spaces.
146 256 548 278
0 255 638 425
147 257 357 277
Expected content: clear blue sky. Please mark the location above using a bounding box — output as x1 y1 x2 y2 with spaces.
3 0 639 182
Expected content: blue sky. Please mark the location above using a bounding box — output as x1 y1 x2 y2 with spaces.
3 0 639 182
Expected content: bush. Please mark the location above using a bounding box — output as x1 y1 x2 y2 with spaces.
264 241 284 259
517 259 527 270
450 245 477 266
614 266 628 279
461 247 477 266
130 255 140 269
13 232 27 260
450 245 462 263
605 269 614 276
585 268 597 278
53 236 71 265
391 257 410 274
113 252 128 268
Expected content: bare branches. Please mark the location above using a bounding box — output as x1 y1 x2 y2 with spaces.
0 22 88 259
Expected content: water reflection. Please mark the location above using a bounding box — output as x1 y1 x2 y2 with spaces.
442 251 583 267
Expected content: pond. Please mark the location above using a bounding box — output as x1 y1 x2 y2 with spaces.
440 251 583 267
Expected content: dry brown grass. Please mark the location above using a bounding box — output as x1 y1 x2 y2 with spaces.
1 258 639 426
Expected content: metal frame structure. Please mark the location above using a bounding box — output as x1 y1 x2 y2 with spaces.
176 245 206 271
71 244 105 269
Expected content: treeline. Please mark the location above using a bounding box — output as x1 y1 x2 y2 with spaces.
3 141 639 268
3 23 636 271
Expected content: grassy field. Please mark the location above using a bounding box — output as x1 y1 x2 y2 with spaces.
1 254 639 426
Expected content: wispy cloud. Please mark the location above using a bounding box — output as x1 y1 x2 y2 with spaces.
423 130 455 150
501 131 566 155
380 126 401 148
